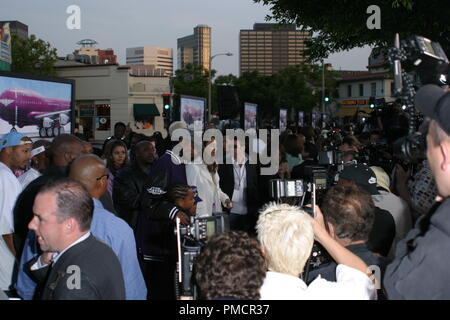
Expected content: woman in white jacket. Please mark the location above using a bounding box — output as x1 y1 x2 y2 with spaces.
186 139 231 217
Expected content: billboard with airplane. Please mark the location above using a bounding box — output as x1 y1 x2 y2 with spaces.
0 71 74 138
243 102 257 131
180 95 205 131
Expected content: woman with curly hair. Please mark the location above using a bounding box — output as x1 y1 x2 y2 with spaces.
194 231 267 300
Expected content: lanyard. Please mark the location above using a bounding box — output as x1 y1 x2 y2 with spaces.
233 163 245 190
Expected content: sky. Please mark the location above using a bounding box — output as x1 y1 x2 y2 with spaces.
1 0 372 76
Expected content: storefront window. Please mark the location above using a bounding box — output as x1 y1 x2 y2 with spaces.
78 104 95 140
95 104 111 131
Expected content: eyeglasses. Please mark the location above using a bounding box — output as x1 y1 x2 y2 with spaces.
96 174 109 181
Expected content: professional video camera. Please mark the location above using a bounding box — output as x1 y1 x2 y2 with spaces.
388 34 450 164
269 178 332 274
175 213 229 299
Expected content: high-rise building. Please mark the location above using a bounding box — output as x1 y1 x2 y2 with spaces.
126 46 173 76
239 23 311 76
0 20 28 40
177 25 211 70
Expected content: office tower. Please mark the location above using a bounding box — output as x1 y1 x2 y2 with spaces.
126 46 173 76
239 23 311 76
177 25 211 70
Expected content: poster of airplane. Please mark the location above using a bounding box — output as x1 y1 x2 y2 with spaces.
180 95 205 131
0 72 73 139
279 109 287 132
244 102 257 131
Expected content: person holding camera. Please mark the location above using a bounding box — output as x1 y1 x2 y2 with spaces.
306 185 389 296
384 85 450 299
257 203 376 300
338 164 396 257
136 184 198 300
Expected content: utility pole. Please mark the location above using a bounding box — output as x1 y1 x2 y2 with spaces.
208 52 233 122
321 60 325 115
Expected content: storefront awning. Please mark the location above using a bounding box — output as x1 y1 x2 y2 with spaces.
133 104 160 118
335 106 372 117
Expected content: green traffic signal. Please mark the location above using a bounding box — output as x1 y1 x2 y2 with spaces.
164 104 170 110
324 97 330 102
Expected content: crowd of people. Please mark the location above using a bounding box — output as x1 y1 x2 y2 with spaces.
1 84 450 300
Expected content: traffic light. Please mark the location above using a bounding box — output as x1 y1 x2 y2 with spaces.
162 93 172 120
323 90 330 103
369 96 375 109
162 94 171 111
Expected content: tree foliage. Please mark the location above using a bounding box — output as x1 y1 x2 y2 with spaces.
174 63 338 119
173 63 214 99
174 63 220 112
253 0 450 61
235 65 338 118
11 34 58 76
214 74 238 86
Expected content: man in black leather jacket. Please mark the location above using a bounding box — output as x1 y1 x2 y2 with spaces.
113 140 157 230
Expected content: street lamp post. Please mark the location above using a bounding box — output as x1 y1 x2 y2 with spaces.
321 59 325 115
208 52 233 122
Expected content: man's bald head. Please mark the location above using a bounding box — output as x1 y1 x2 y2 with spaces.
69 154 108 198
49 134 86 167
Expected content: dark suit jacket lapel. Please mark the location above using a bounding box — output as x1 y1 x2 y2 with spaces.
41 235 94 300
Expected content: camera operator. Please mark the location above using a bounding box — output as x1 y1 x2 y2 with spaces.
391 119 438 223
136 184 197 300
257 203 376 300
306 185 389 293
384 85 450 299
338 164 396 257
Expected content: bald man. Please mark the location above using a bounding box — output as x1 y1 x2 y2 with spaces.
68 155 147 300
47 134 85 169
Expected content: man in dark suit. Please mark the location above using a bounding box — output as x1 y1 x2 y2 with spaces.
218 137 259 234
27 178 125 300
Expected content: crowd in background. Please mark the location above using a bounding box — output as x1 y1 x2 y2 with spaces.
0 92 446 300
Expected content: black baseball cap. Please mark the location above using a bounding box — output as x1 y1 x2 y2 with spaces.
414 84 450 135
339 163 379 195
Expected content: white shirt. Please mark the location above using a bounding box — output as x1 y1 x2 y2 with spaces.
260 265 376 300
32 232 91 270
0 161 22 291
231 158 247 215
372 192 413 258
186 162 229 217
18 168 41 189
